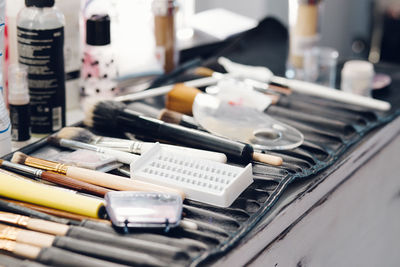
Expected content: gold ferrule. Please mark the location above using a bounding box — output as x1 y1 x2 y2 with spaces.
25 157 68 175
0 212 29 227
0 225 20 241
0 239 16 252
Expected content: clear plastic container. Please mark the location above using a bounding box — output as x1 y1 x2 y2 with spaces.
286 0 323 80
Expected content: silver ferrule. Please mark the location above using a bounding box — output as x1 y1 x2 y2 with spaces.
60 138 99 152
1 160 43 178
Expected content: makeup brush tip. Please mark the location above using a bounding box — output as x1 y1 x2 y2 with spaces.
252 152 283 166
11 152 28 165
47 136 61 146
57 127 94 143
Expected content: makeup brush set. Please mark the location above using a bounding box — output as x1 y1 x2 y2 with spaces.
1 18 400 266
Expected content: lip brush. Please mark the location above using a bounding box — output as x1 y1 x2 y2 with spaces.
84 100 283 165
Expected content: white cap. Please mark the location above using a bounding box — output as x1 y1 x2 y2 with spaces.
342 60 374 78
8 64 29 105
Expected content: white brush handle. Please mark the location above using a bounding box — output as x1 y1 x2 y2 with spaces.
59 139 139 164
140 142 228 163
271 76 391 111
95 138 228 163
66 166 185 199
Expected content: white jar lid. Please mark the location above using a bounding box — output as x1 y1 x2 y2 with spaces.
342 60 374 78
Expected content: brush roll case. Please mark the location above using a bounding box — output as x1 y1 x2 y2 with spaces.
2 17 400 266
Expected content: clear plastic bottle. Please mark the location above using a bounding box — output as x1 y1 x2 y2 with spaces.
17 0 65 135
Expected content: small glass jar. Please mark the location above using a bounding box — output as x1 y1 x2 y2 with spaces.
286 0 323 80
152 0 178 73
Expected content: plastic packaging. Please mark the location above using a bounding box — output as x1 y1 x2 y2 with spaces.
105 191 182 229
17 0 66 134
8 64 30 141
131 143 253 207
341 60 374 97
193 93 304 151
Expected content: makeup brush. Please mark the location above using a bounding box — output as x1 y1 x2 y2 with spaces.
0 211 190 261
0 198 73 225
84 100 283 165
0 223 165 266
128 102 199 129
217 57 391 111
0 239 128 267
194 66 292 96
0 159 111 197
47 136 139 165
11 152 185 199
56 127 227 163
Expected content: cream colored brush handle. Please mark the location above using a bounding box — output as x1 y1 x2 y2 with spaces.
66 166 185 199
13 242 41 259
27 219 69 236
17 229 55 248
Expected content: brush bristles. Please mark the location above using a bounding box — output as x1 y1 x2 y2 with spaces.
56 127 95 143
83 100 126 129
194 67 214 77
165 83 201 115
159 109 183 124
11 152 28 165
47 136 61 146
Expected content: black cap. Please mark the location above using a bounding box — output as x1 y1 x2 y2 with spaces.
25 0 55 7
86 14 111 46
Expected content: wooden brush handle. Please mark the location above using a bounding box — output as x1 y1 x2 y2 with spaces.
16 229 55 248
67 166 185 199
27 218 69 236
41 171 111 197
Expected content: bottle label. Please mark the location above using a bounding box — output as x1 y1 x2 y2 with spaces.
0 93 11 134
9 104 30 141
17 26 66 134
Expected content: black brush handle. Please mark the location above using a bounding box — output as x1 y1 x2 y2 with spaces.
0 199 73 225
36 246 127 267
119 109 254 162
53 236 164 267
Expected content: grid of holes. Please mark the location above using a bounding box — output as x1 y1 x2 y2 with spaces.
139 154 240 193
